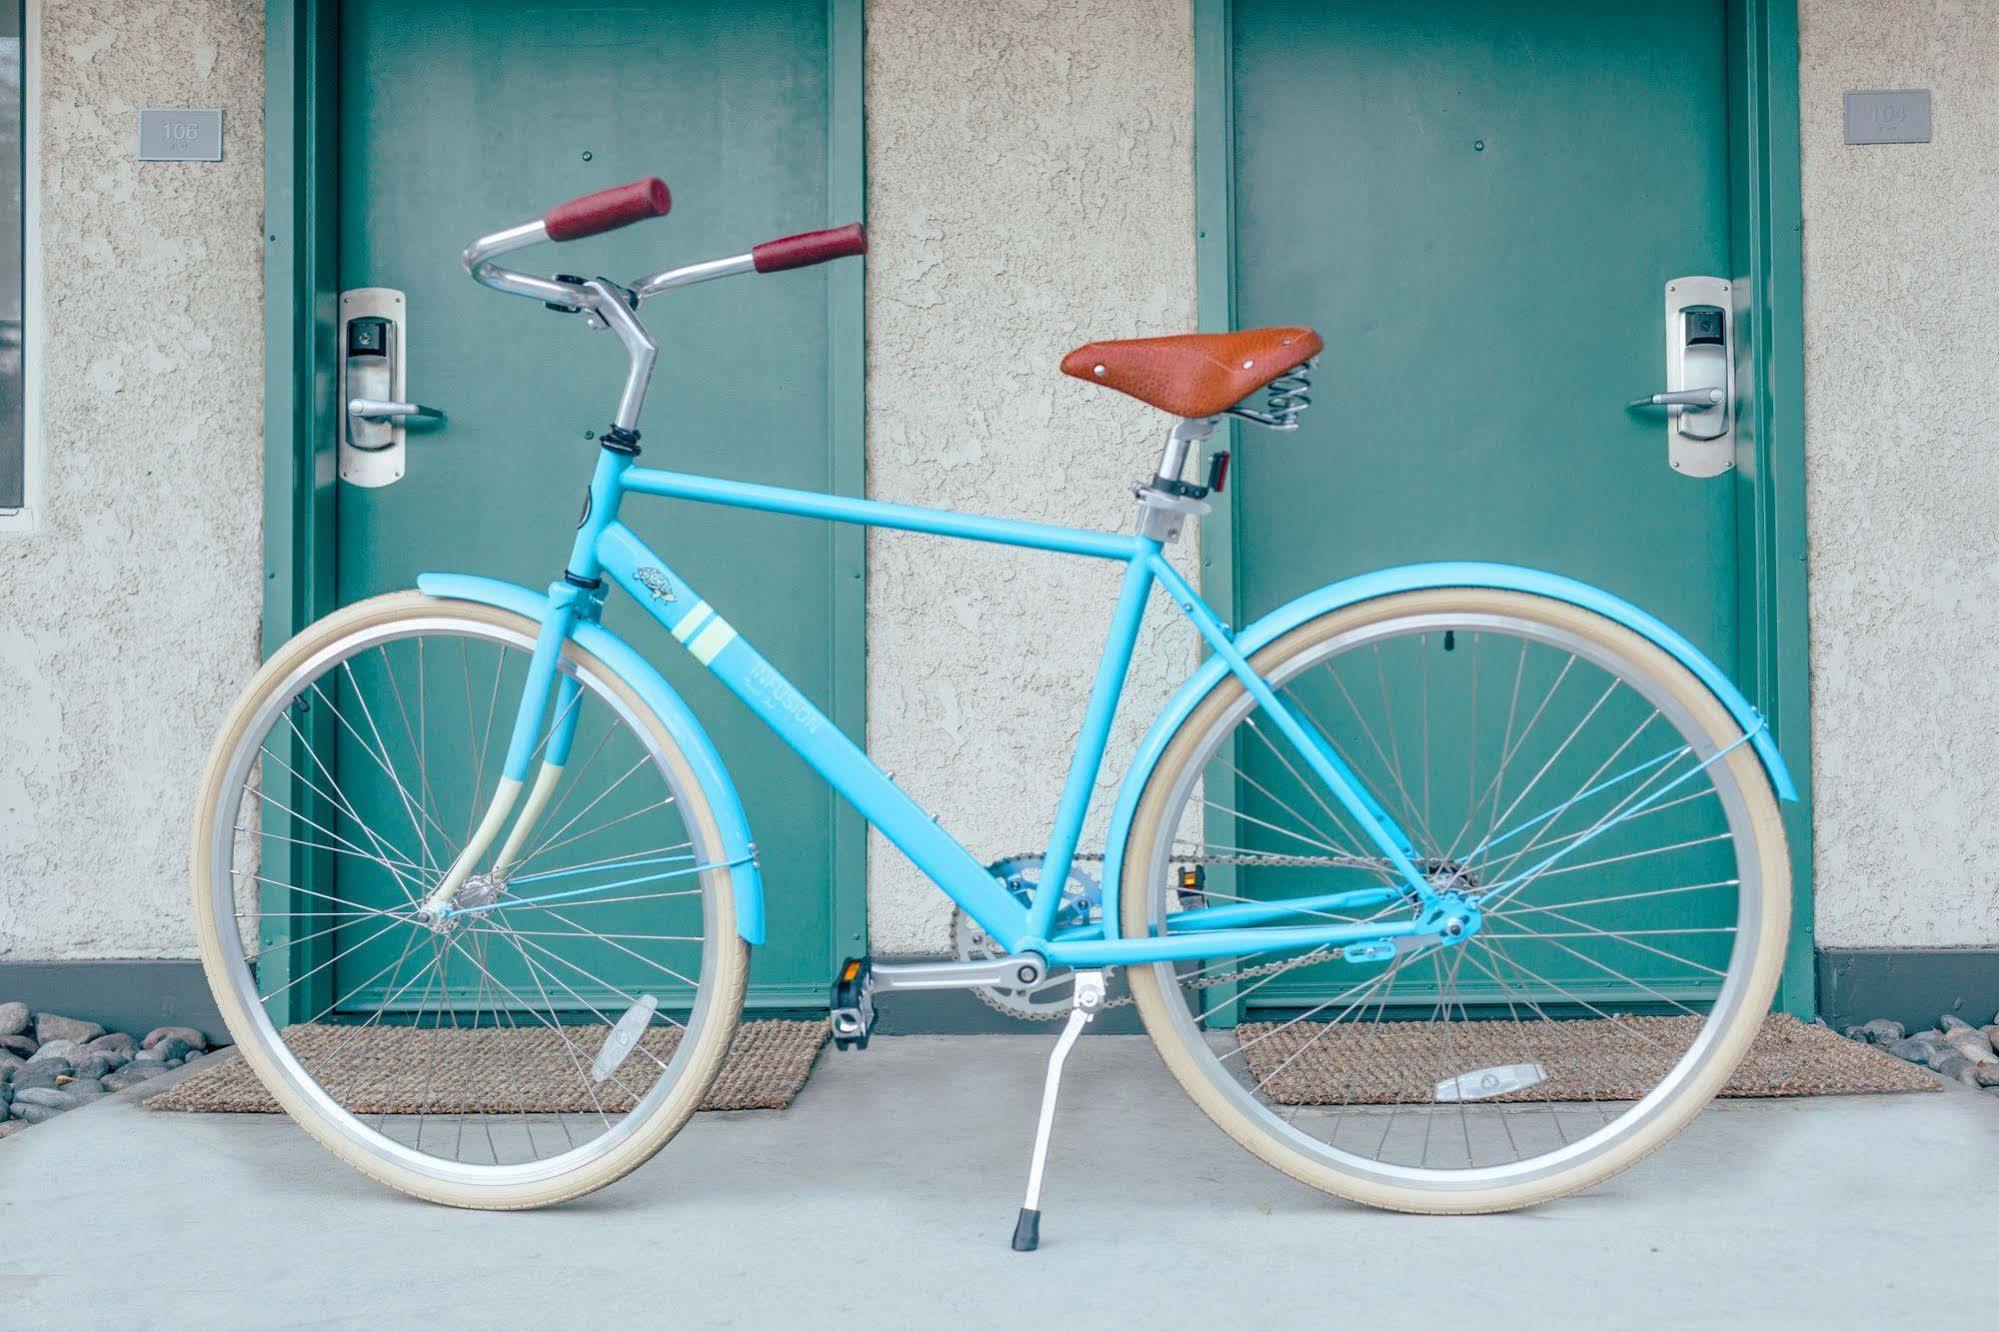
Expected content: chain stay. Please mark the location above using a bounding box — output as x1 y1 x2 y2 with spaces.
963 851 1392 1019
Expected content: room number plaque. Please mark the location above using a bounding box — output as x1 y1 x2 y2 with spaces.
138 108 223 162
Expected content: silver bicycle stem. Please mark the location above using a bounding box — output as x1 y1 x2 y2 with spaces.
462 219 761 432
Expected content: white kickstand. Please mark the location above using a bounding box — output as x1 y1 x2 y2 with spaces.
1011 969 1106 1252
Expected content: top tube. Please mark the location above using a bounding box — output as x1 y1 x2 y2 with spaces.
619 464 1149 562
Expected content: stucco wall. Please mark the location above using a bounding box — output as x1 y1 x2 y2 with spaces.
0 0 264 958
1799 0 1999 947
863 0 1198 953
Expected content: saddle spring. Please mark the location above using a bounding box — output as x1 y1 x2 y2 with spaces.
1225 358 1316 431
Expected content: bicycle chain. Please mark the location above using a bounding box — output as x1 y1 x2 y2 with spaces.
962 851 1392 1020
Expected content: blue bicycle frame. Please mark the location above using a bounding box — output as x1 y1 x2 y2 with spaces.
416 438 1798 974
416 212 1798 979
421 445 1462 970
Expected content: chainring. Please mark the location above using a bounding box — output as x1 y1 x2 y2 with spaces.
952 856 1100 1020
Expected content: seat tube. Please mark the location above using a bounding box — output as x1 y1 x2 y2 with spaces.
1027 551 1159 943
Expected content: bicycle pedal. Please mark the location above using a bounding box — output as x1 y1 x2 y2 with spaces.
829 957 876 1051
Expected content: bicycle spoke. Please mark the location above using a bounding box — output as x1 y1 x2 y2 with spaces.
1134 598 1772 1187
207 613 729 1185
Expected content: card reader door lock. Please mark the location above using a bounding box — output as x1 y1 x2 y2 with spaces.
339 288 445 488
1630 277 1734 477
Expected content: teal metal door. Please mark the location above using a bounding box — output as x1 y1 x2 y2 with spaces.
331 0 862 1010
1222 0 1744 1010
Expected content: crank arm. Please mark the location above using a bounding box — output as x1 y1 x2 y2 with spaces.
869 955 1047 993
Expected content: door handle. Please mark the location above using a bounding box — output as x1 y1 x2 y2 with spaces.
1629 387 1724 410
1637 276 1735 478
339 287 436 488
348 397 446 425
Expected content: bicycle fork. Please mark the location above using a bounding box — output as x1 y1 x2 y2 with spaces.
417 587 593 925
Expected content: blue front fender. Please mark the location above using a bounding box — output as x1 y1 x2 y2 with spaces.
415 572 765 946
1101 561 1797 937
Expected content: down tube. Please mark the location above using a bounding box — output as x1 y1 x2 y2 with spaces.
594 523 1031 947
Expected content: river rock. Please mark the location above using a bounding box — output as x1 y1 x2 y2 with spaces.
141 1026 209 1054
10 1101 61 1125
64 1053 111 1082
33 1013 104 1046
1854 1018 1905 1045
1885 1033 1941 1063
13 1086 79 1112
18 1055 71 1079
0 1002 27 1037
1929 1051 1973 1082
32 1038 82 1064
147 1037 194 1065
85 1032 137 1057
0 1052 23 1079
0 1034 34 1058
1943 1025 1998 1064
102 1066 157 1093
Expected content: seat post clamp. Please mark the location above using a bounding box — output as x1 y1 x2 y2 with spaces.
1131 483 1211 543
599 425 642 456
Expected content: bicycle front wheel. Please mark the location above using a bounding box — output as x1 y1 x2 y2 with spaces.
190 593 748 1209
1122 588 1790 1213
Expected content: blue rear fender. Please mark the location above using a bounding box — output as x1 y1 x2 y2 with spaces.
415 572 766 946
1100 561 1798 938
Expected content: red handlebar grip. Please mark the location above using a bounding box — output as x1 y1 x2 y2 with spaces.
543 178 673 242
751 223 868 273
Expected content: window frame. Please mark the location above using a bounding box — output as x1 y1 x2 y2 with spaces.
0 0 35 532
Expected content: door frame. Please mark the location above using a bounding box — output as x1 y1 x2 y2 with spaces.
261 0 870 1010
1192 0 1816 1015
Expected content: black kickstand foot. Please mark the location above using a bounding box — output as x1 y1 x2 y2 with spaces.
1010 1207 1041 1252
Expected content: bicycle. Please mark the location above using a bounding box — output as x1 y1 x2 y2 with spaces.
191 177 1794 1248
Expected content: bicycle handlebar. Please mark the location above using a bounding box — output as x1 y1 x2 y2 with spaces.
461 184 866 435
543 177 673 242
751 223 868 273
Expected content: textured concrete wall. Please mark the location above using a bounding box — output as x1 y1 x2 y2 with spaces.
0 1 264 958
1799 0 1999 946
864 0 1198 953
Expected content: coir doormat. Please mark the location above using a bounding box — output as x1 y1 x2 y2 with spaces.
1236 1012 1941 1105
145 1018 828 1115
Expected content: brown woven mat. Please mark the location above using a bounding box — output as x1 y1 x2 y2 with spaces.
1236 1012 1940 1105
145 1019 827 1115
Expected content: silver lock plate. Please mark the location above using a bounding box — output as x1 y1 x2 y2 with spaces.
1664 277 1734 478
340 287 408 488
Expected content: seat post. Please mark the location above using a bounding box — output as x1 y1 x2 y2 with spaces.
1131 416 1220 545
1154 416 1218 486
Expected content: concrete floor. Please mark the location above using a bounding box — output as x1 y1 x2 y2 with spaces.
2 1035 1995 1329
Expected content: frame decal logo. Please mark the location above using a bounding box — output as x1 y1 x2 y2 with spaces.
634 566 677 602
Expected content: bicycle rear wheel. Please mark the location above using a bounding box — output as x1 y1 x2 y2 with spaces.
190 593 748 1209
1122 588 1790 1213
